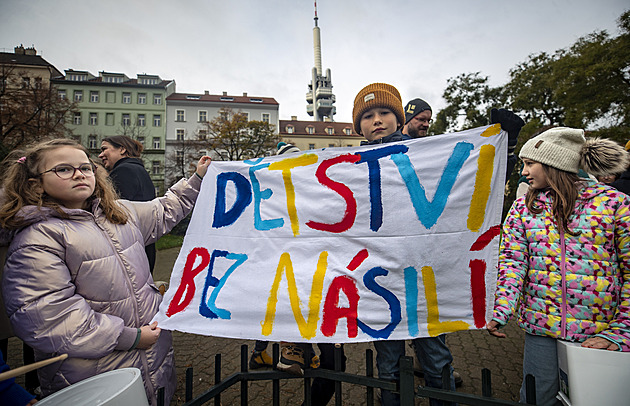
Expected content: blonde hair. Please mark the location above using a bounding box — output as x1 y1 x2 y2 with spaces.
524 163 580 236
0 139 128 229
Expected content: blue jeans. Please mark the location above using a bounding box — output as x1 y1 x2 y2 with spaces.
374 336 456 406
521 333 561 406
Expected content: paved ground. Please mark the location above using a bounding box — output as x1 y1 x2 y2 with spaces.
8 246 525 405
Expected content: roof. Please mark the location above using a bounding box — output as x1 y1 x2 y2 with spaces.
52 75 174 88
167 92 279 106
0 52 63 77
279 119 361 137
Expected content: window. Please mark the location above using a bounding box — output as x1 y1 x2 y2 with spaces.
152 161 161 175
308 143 315 150
138 137 145 146
22 77 30 88
176 110 185 122
122 113 130 126
74 90 83 102
307 126 314 134
106 113 114 126
106 91 115 103
73 112 82 125
153 114 161 127
242 112 249 121
33 78 42 89
220 110 229 120
88 135 97 149
58 90 67 100
176 151 184 166
153 137 161 149
137 93 146 104
90 91 99 103
137 114 146 127
344 128 352 135
198 110 207 123
198 129 207 140
262 113 270 123
89 113 97 125
122 92 131 104
153 94 162 105
325 127 334 135
286 126 294 134
176 129 185 141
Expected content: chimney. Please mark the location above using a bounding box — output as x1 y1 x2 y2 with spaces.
222 91 228 96
204 90 209 95
291 116 298 121
14 45 25 55
24 47 37 56
243 92 247 97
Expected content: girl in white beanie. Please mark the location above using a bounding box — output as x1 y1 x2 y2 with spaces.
487 127 630 405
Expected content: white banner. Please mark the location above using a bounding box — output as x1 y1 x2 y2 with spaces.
153 125 507 343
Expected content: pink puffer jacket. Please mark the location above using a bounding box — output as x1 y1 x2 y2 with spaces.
2 175 201 405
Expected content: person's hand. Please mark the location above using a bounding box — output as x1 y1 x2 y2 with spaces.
137 321 161 350
490 108 525 152
486 320 507 338
195 156 212 178
581 336 619 351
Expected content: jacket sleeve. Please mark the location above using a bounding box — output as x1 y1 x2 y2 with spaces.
2 233 138 358
120 174 202 246
492 199 529 326
595 195 630 351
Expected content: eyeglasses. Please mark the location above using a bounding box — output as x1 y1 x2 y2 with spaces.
39 163 96 179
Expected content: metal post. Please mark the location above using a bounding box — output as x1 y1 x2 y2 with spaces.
399 356 414 406
272 343 280 406
240 344 248 406
482 368 492 398
366 349 374 406
185 367 193 401
214 354 221 406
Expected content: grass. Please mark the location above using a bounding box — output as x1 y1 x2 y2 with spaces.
156 234 184 250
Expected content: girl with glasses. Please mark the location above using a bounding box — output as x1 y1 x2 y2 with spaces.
0 139 211 405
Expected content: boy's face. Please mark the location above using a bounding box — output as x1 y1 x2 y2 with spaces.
360 107 399 142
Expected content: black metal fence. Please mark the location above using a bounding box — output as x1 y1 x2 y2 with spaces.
157 343 537 406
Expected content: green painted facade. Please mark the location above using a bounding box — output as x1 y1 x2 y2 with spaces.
52 71 175 194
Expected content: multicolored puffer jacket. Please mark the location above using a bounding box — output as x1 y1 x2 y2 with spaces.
493 181 630 351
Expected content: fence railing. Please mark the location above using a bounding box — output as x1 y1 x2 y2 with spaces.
157 343 537 406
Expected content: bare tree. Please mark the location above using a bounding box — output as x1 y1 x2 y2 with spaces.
0 64 76 159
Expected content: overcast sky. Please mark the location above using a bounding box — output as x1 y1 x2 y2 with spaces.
1 0 627 123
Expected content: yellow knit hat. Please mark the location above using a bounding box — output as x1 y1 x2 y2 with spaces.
352 83 405 135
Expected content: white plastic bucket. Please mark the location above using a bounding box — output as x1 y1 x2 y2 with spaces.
556 340 629 406
37 367 149 406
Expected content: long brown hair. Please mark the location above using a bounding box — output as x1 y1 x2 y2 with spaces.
0 139 128 229
524 163 581 235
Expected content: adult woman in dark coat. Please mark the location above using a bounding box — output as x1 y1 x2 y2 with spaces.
99 135 157 272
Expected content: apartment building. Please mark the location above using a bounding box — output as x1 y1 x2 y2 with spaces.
51 71 175 194
279 117 363 151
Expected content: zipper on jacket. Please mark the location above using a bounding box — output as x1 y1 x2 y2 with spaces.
559 225 568 339
93 214 157 402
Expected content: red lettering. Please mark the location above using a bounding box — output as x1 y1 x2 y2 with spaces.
469 259 487 328
166 247 211 317
320 275 359 337
306 154 360 233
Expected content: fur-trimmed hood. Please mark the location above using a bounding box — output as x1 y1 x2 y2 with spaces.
581 137 629 177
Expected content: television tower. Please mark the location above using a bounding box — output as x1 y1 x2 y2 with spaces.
306 1 336 121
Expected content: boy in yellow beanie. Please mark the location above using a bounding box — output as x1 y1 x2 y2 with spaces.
352 83 456 406
352 83 409 145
